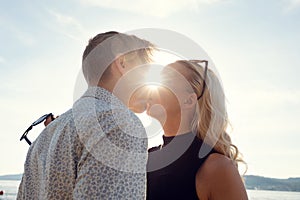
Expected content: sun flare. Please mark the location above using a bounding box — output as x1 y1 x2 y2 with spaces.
143 50 183 89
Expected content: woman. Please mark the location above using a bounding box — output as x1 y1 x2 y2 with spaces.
145 60 248 200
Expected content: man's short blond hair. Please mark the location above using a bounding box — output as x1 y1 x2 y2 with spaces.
82 31 155 86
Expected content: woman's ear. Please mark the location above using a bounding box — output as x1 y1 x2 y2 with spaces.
183 93 198 109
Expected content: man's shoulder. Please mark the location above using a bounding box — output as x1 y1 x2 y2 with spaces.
46 109 74 130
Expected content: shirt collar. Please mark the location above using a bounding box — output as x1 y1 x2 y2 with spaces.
81 86 125 108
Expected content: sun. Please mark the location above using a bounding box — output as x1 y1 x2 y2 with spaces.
142 50 183 89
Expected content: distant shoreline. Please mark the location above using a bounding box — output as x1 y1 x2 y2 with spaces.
0 174 22 181
1 174 300 192
244 175 300 192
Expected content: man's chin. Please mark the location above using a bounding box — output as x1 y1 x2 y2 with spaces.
128 101 147 113
130 107 146 113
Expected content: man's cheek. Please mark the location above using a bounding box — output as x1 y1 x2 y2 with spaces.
129 90 148 113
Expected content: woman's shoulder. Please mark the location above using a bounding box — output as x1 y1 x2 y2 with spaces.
196 153 247 199
197 153 239 183
203 153 235 171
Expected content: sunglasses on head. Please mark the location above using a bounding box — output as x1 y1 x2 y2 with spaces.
188 60 208 100
20 113 54 145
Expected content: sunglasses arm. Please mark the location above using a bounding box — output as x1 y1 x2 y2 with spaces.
20 125 33 145
23 136 32 146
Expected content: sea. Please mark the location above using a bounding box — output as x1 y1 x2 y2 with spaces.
1 180 300 200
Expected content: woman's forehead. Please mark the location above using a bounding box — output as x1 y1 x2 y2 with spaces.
162 63 189 81
159 63 192 90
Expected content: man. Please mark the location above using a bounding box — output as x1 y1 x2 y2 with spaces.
17 31 155 199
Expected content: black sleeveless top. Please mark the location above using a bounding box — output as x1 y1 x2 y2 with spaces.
147 132 216 200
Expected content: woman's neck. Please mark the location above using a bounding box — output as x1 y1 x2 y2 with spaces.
162 116 192 137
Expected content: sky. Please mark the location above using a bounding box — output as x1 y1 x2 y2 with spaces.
0 0 300 179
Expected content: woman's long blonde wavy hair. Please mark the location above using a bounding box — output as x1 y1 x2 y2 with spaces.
175 60 245 169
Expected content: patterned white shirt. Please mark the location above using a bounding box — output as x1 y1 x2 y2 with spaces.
17 87 148 199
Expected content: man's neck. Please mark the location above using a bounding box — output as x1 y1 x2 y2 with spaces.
98 79 129 107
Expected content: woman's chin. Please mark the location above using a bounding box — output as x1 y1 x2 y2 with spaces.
146 105 166 124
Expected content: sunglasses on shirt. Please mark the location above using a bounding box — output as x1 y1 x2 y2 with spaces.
20 113 54 145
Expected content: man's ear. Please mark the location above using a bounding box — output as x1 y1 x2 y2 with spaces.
183 93 198 109
113 55 126 75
